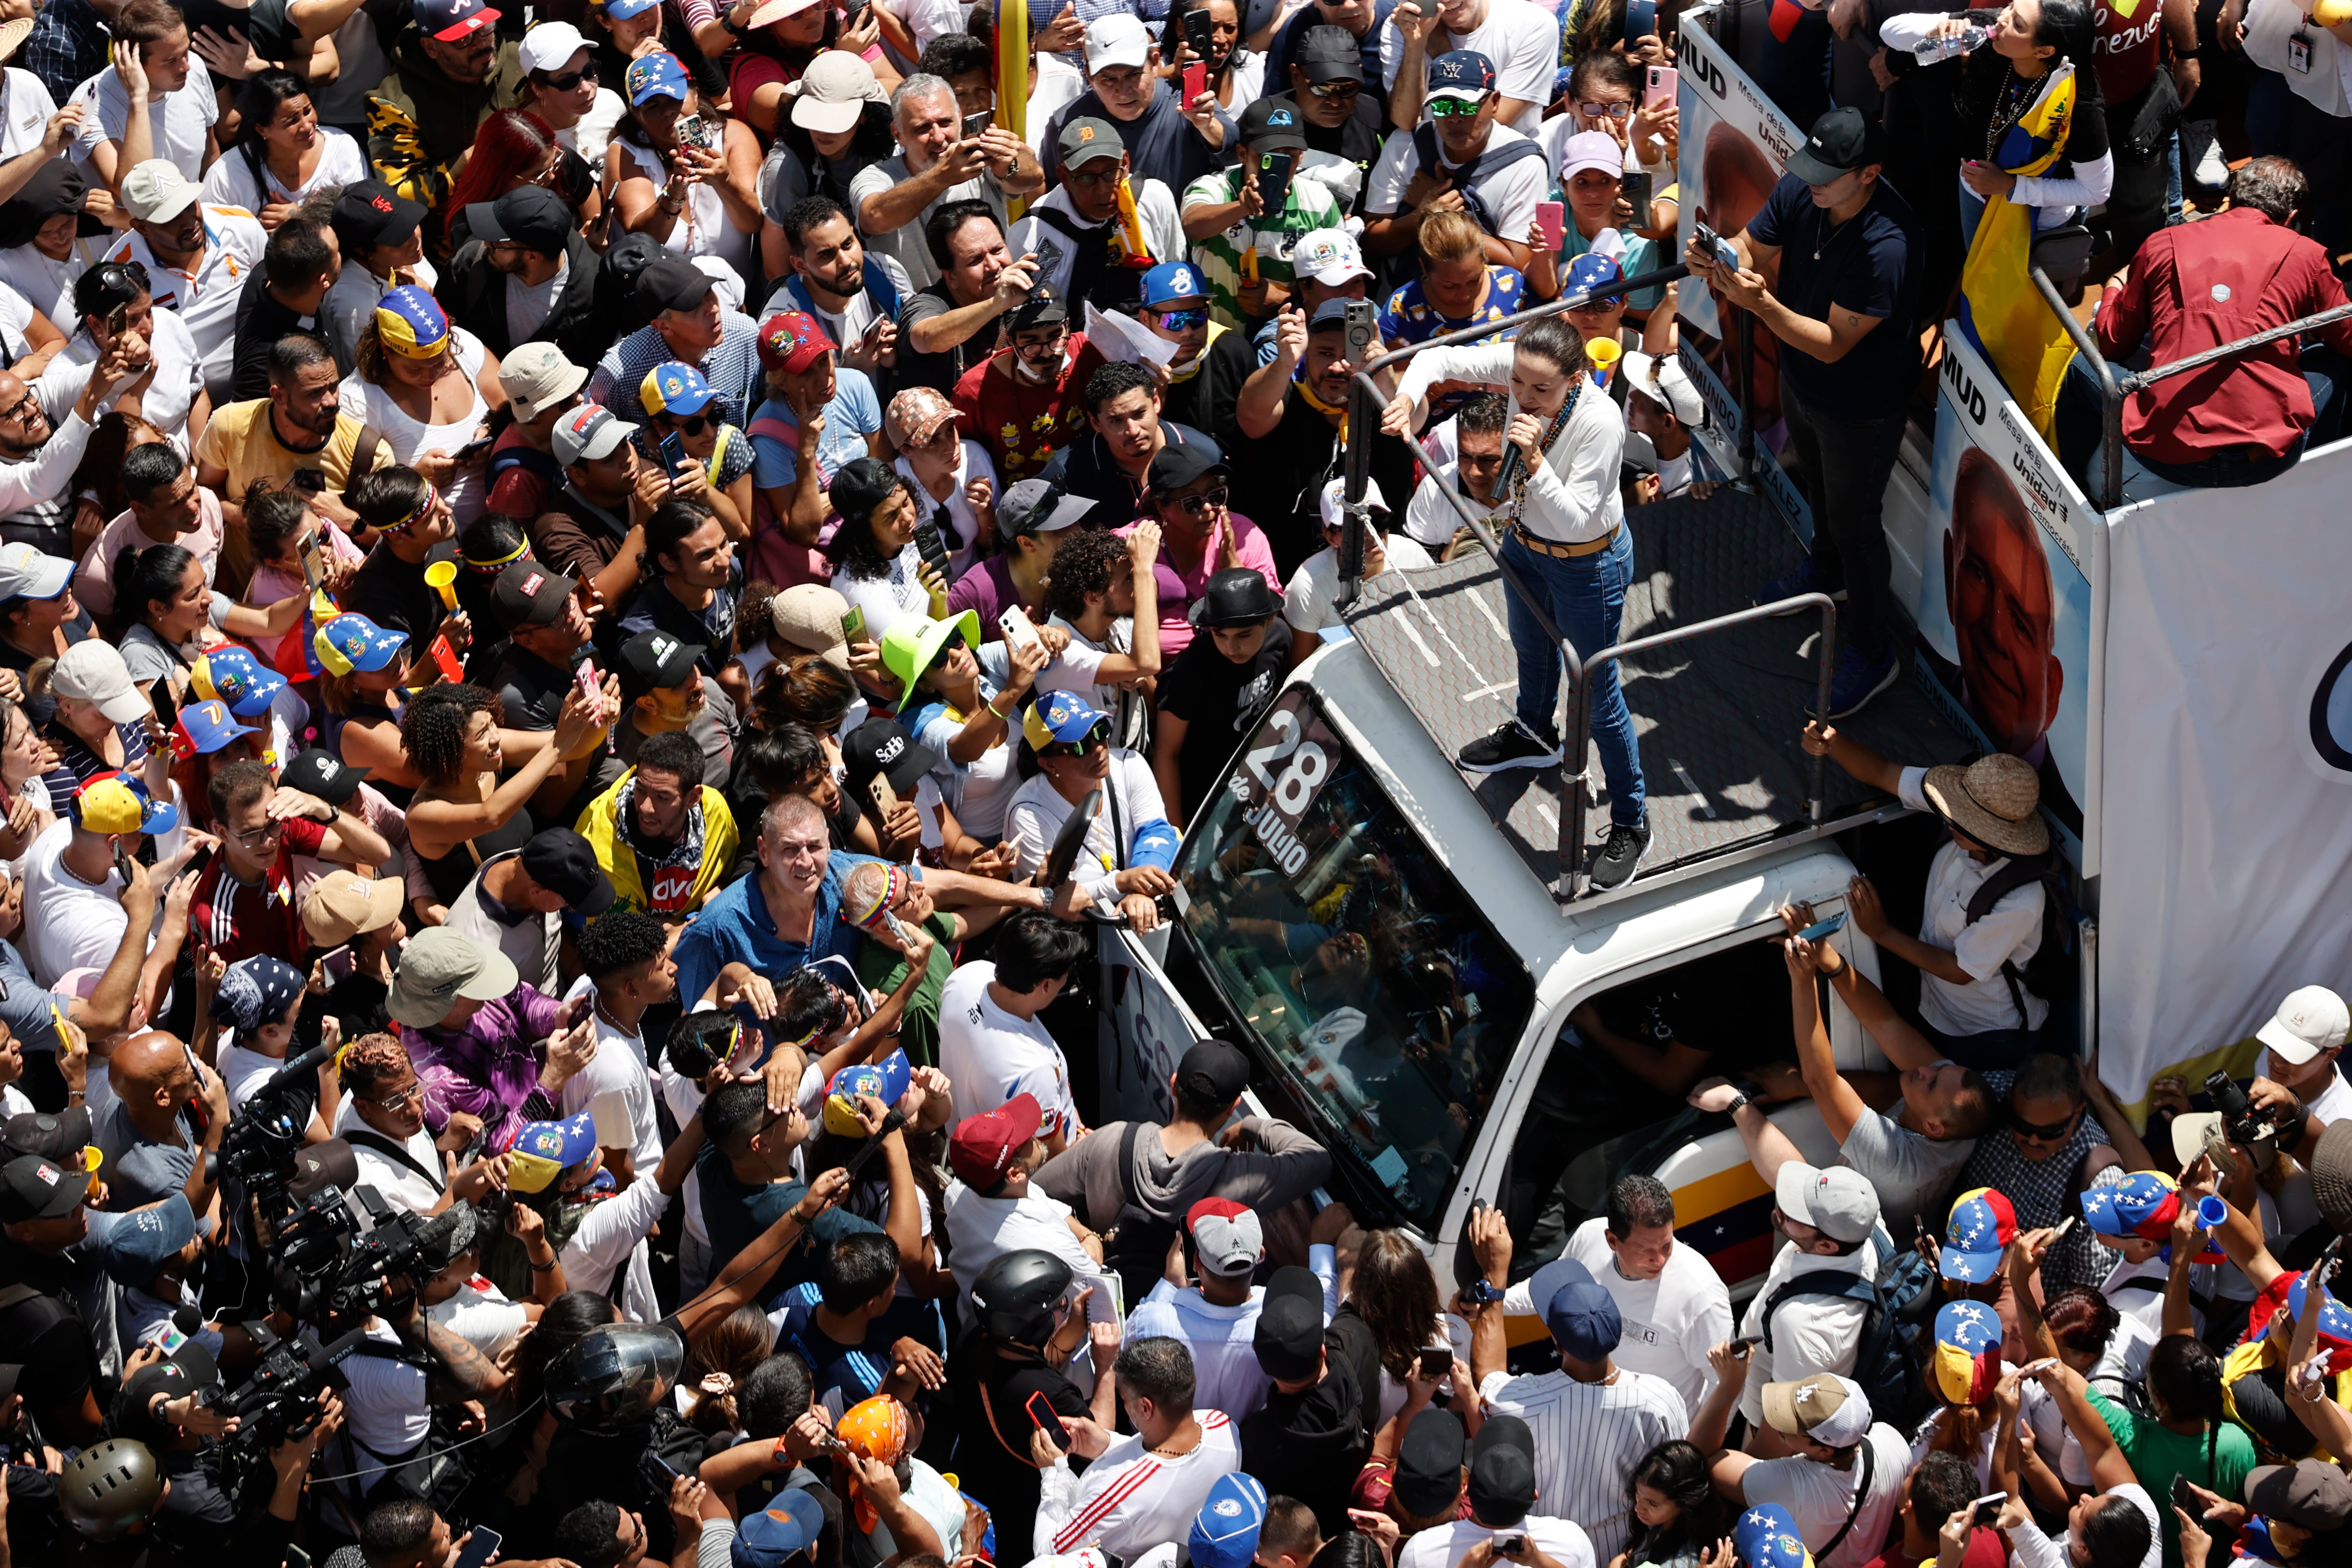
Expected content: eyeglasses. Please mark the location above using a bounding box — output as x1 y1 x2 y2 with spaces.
1150 306 1207 331
0 393 38 426
1306 79 1360 99
1066 162 1123 188
367 1085 421 1113
1427 96 1484 118
1045 720 1113 757
2010 1104 2084 1143
1579 100 1633 119
1163 485 1229 515
533 64 600 91
1013 332 1067 358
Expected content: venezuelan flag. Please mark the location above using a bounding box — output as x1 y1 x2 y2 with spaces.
1958 62 2079 443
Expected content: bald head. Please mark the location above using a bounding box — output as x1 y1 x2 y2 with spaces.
111 1031 198 1129
763 789 826 844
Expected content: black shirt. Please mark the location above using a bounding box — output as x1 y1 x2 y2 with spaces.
344 539 458 646
946 1345 1089 1567
1159 330 1253 448
896 282 992 397
1272 88 1388 218
1746 173 1923 421
490 642 574 731
1160 616 1293 819
1232 398 1418 577
1039 419 1218 532
230 264 321 403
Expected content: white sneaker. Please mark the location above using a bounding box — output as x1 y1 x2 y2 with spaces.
2183 120 2228 192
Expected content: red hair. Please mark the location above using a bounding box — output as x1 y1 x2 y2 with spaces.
443 111 561 243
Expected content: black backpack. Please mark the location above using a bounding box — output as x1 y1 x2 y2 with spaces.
1762 1267 1929 1434
1962 850 2073 1026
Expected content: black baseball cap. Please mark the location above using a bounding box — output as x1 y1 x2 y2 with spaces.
468 184 574 256
1295 24 1365 82
1187 565 1282 629
616 629 705 700
1009 288 1069 334
1 1107 90 1164
519 828 616 915
1241 98 1309 155
1176 1038 1251 1103
1147 441 1229 496
1468 1413 1537 1524
1785 105 1884 186
636 256 715 314
842 716 938 797
0 1152 89 1222
1393 1407 1468 1518
492 559 578 632
331 179 428 251
283 746 366 807
1253 1266 1326 1382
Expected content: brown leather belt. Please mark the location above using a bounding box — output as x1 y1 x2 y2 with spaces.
1512 523 1620 558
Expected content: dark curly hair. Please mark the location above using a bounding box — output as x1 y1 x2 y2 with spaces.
825 456 914 581
1043 527 1131 622
579 908 671 982
398 683 505 787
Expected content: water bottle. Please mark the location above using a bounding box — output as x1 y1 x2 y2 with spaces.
1913 24 1988 62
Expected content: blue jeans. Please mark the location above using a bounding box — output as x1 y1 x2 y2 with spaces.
1501 525 1646 827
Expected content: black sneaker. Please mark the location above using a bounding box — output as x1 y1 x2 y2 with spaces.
1588 816 1652 891
1457 721 1564 773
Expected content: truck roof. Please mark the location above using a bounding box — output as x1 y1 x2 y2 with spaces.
1340 489 1974 902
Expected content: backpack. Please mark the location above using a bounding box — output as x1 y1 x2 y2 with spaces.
1869 1231 1944 1370
1100 1120 1181 1306
1763 1266 1929 1433
1962 850 2073 1026
1408 125 1550 238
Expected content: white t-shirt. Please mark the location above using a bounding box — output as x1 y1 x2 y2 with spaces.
200 129 369 215
1736 1237 1875 1425
1397 1516 1596 1568
1403 459 1494 549
894 440 998 574
1550 1217 1737 1412
219 1043 325 1137
1022 54 1089 164
1001 748 1169 907
1376 0 1558 133
1740 1423 1912 1568
58 306 207 447
1006 182 1187 301
938 962 1082 1140
506 250 570 347
874 0 967 72
2273 1063 2352 1234
1476 1365 1689 1563
338 1319 430 1495
773 251 916 363
0 70 56 161
556 1168 667 1323
1896 765 2050 1036
659 1061 711 1250
72 58 221 181
337 327 493 526
2004 1481 2159 1568
942 1180 1101 1313
333 1095 445 1219
1283 533 1436 635
553 88 626 167
0 227 109 329
18 817 127 988
427 1276 529 1361
832 539 932 652
1040 1409 1241 1561
558 976 663 1176
1365 120 1546 242
850 153 1011 293
102 210 268 395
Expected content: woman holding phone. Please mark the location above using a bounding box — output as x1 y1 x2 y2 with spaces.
609 51 762 281
109 544 311 704
59 263 201 453
341 287 507 531
1165 0 1264 111
399 679 611 918
828 458 948 650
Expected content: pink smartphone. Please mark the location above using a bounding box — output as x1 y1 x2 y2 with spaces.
1645 65 1678 109
1182 61 1207 104
1535 201 1565 252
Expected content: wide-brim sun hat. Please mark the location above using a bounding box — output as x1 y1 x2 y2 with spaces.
1919 752 2048 858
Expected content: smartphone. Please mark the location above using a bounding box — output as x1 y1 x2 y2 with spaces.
287 1549 313 1568
451 432 496 462
912 507 954 582
1969 1492 2006 1528
999 604 1044 657
1417 1345 1452 1377
962 109 993 138
2170 1474 2201 1521
1182 5 1214 57
841 605 867 645
453 1528 503 1568
1182 60 1208 104
1256 150 1296 215
1645 64 1678 108
1795 911 1847 942
1693 220 1739 270
1533 199 1565 252
2048 1215 2078 1245
574 655 601 712
1026 1390 1072 1451
2018 1356 2058 1374
149 675 178 732
839 0 869 30
1493 1536 1529 1558
1624 0 1657 44
660 430 690 490
1621 168 1653 217
868 773 899 814
107 301 128 336
1729 1333 1764 1352
320 944 356 987
112 842 134 890
301 529 326 593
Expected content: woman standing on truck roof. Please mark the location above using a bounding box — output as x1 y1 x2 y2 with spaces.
1378 314 1650 892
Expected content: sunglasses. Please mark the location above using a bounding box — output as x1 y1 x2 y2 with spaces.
1150 306 1207 331
661 412 714 436
1306 79 1360 99
1045 720 1113 757
1579 100 1633 119
2010 1104 2084 1142
1164 485 1228 515
1428 96 1484 117
533 63 601 90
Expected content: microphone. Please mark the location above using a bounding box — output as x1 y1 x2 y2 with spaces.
1493 442 1522 500
409 1203 468 1258
255 1040 336 1103
172 1305 203 1338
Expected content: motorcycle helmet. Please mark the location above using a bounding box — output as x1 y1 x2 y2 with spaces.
971 1249 1079 1349
545 1321 685 1430
59 1438 161 1540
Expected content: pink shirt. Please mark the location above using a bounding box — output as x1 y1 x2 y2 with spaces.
1118 512 1278 659
247 519 366 607
76 487 227 617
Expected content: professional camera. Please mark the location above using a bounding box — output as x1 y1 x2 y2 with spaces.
2205 1070 2288 1153
269 1184 466 1332
208 1320 364 1504
220 1041 337 1217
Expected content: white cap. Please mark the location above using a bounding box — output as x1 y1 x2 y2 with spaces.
1318 476 1388 533
499 342 589 424
1085 13 1152 72
787 49 885 135
690 254 746 313
1762 1373 1872 1447
121 159 199 223
1622 350 1705 429
1774 1161 1879 1244
0 541 72 601
51 640 149 725
2260 985 2352 1065
1291 227 1374 288
517 21 589 75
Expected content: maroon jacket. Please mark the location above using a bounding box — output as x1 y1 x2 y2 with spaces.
2095 207 2352 463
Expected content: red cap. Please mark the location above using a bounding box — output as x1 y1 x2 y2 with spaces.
758 311 835 374
949 1092 1042 1188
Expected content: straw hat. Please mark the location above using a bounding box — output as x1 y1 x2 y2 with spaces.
1919 753 2048 857
0 19 33 67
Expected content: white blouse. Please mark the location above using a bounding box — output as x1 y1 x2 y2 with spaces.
338 328 493 527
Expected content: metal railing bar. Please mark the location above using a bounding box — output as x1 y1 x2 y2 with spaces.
1355 263 1693 377
2123 299 2352 389
2026 265 2124 510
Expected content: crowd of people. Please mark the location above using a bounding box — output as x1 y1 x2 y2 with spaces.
0 0 2336 1564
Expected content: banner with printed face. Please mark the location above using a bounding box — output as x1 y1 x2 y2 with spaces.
1912 326 2097 872
2097 439 2352 1122
1673 14 1815 539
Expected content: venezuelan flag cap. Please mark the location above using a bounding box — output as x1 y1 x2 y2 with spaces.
189 645 286 718
1734 1503 1814 1568
375 284 450 360
1939 1186 2018 1282
494 1111 596 1194
314 613 409 677
638 359 718 417
1931 1298 2003 1406
2082 1169 2179 1239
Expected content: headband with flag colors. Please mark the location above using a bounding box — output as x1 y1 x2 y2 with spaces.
378 482 440 535
1939 1186 2018 1282
844 861 911 931
1931 1298 2002 1406
375 284 452 359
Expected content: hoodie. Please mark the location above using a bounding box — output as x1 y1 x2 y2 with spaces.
1032 1114 1333 1232
1240 1347 1371 1534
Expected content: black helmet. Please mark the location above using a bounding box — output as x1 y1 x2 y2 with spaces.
60 1438 162 1540
545 1322 684 1431
971 1249 1077 1348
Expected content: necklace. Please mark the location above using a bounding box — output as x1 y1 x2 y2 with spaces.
1507 381 1584 505
1986 64 2037 160
1812 207 1859 261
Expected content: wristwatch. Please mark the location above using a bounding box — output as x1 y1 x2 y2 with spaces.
1721 1092 1751 1116
721 1 753 34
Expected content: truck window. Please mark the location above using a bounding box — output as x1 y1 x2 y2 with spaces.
1175 689 1534 1232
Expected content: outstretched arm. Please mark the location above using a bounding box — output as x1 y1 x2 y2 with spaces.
2026 1361 2135 1495
1780 912 1867 1143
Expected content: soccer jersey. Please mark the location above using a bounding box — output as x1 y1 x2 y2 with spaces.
188 818 326 965
938 962 1082 1141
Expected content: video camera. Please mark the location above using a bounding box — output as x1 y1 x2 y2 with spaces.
219 1041 336 1214
206 1318 364 1505
270 1183 469 1333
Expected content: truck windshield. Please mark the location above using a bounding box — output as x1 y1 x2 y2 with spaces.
1175 688 1534 1231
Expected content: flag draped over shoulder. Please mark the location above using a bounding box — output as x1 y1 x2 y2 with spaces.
1959 62 2079 443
